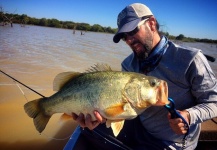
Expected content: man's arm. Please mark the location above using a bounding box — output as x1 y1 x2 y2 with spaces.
186 52 217 124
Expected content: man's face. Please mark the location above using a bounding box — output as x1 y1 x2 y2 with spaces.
123 21 153 61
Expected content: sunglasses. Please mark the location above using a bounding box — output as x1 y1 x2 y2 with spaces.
122 18 149 41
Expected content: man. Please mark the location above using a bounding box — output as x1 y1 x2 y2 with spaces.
72 3 217 149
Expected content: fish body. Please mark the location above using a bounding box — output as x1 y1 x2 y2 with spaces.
24 64 168 136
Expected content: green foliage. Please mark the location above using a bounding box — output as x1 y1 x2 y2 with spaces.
76 23 91 31
47 18 61 28
90 24 104 32
38 18 47 26
1 13 216 43
1 13 117 34
195 38 217 43
20 14 29 24
160 31 217 44
62 21 75 29
176 34 185 40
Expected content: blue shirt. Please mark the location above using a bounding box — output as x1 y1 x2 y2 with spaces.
121 37 217 149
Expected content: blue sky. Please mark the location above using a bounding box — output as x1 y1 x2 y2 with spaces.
1 0 217 40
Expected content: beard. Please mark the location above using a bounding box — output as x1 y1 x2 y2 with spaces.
133 25 153 61
135 43 152 60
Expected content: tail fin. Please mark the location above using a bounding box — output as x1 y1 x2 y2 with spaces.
24 98 51 133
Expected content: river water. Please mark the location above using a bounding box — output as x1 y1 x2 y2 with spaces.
0 24 131 92
0 24 216 150
1 24 216 90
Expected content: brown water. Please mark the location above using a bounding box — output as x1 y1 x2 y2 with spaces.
0 24 216 150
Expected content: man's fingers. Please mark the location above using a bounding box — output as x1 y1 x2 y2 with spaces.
94 111 103 122
180 126 188 134
85 114 100 130
169 117 189 135
169 118 182 124
72 113 78 120
72 112 104 130
94 111 106 123
85 114 92 127
76 113 85 128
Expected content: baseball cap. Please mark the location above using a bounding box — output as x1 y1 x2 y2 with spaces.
113 3 153 43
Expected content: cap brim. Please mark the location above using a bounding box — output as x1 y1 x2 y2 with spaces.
113 18 140 43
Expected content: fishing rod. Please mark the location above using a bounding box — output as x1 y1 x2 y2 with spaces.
0 70 45 98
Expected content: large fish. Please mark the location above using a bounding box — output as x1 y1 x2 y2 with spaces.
24 64 169 136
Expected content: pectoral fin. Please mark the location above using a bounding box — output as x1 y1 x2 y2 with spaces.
104 103 125 117
60 113 73 121
107 120 125 137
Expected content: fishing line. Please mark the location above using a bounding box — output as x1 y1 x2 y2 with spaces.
1 70 73 141
14 81 29 102
0 70 45 98
92 129 132 150
15 79 72 141
15 81 72 141
0 83 17 86
40 132 72 141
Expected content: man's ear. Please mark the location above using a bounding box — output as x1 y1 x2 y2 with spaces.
148 17 157 32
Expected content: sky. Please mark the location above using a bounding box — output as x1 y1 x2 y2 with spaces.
1 0 217 40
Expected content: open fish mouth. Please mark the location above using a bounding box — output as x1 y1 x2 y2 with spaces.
155 80 169 105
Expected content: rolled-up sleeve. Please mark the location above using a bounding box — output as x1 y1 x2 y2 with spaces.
186 52 217 124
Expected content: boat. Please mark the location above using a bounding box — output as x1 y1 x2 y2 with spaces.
64 118 217 150
64 125 133 150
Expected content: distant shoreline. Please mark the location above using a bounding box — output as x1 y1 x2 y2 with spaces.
1 13 217 43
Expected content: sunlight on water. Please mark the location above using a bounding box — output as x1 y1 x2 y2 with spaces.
0 24 130 90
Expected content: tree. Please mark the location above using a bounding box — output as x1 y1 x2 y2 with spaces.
20 14 29 25
90 24 104 32
0 7 4 22
105 26 113 33
28 17 39 25
39 18 47 26
0 6 14 27
47 18 61 28
77 23 91 31
176 34 185 40
62 21 75 29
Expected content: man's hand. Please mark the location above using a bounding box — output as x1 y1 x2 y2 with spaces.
168 110 190 135
72 111 106 130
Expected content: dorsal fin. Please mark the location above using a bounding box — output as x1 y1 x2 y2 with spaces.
53 72 82 91
85 64 112 73
53 64 112 91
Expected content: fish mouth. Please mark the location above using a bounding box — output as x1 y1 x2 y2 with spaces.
155 80 169 106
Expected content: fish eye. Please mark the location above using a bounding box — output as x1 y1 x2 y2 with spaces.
150 79 157 87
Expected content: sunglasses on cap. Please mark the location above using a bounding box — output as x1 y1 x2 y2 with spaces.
122 17 150 41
